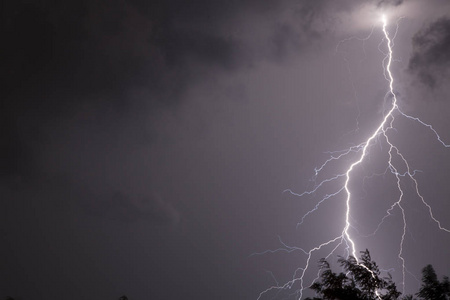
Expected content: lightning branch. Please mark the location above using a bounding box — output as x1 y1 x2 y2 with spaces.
255 15 450 300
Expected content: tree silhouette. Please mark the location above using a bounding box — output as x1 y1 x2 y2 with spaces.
416 264 450 300
305 249 401 300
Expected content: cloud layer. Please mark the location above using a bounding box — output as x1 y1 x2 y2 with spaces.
408 17 450 88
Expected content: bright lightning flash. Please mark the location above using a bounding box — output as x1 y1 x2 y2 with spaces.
255 14 450 300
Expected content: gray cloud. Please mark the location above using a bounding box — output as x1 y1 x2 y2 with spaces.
81 191 180 227
0 0 342 188
8 2 449 300
0 0 284 182
408 17 450 88
377 0 404 7
0 0 338 232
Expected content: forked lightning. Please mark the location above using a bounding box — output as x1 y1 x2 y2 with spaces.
256 14 450 300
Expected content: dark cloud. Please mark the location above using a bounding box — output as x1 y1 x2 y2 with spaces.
270 23 301 60
0 0 283 182
408 17 450 88
0 0 337 185
6 1 435 299
1 0 240 102
80 191 180 226
0 1 344 247
1 0 281 106
377 0 404 7
267 0 332 61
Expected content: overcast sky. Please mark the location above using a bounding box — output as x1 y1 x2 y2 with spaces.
1 0 450 299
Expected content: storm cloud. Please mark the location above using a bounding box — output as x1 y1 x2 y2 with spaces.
408 17 450 88
2 1 450 300
0 0 328 183
377 0 404 8
0 0 337 222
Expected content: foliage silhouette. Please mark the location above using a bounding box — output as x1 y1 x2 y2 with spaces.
416 264 450 300
305 249 402 300
304 251 450 300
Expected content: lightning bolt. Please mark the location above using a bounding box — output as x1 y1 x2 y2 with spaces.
256 14 450 300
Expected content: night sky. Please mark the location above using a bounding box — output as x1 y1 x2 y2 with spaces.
2 1 450 299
